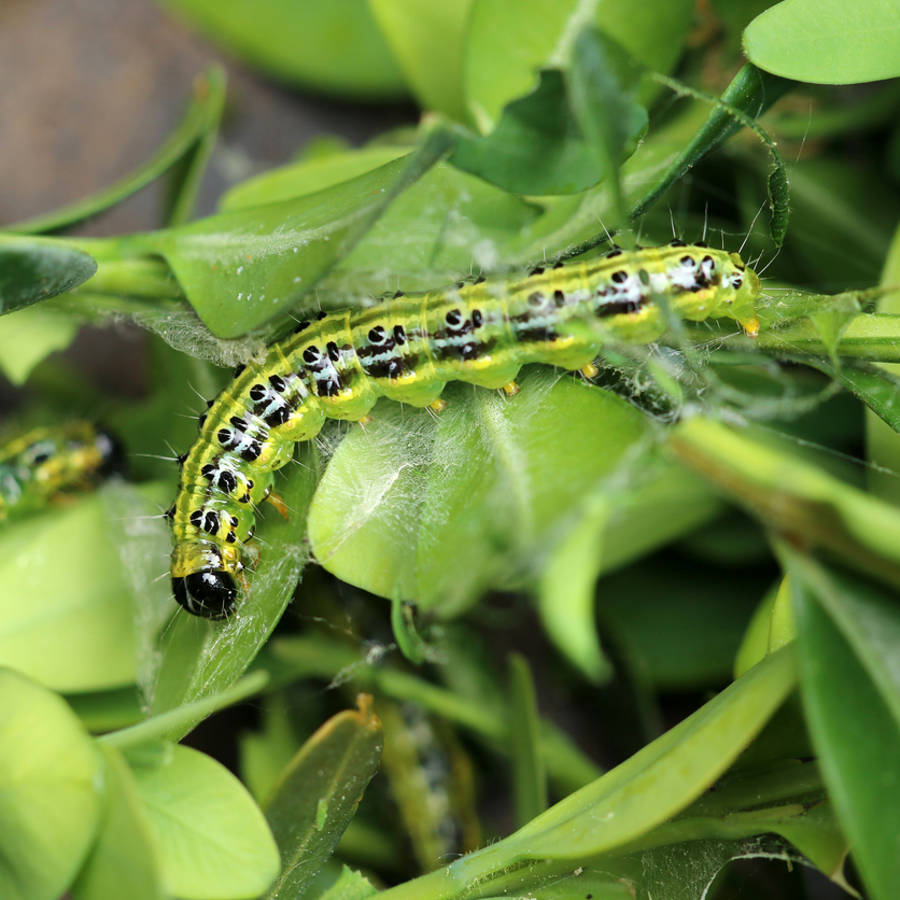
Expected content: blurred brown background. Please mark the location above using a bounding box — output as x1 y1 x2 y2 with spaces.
0 0 415 234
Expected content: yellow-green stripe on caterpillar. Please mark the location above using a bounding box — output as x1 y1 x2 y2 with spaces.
170 242 760 618
0 421 122 523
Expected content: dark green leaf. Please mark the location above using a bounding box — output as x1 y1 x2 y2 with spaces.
567 29 647 223
450 61 645 196
789 557 900 900
628 64 792 226
0 236 97 314
264 697 383 899
463 0 693 132
508 654 548 827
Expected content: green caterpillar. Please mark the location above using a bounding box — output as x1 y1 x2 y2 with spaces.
170 242 760 618
0 421 121 523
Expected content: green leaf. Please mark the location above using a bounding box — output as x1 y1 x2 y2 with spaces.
264 696 383 899
126 742 280 900
744 0 900 85
0 235 97 314
163 0 408 100
132 131 453 338
789 558 900 900
646 69 791 249
0 304 80 384
222 149 539 301
507 648 797 857
478 868 633 900
0 667 102 900
308 370 651 617
149 443 320 733
103 672 268 752
450 61 645 196
268 633 602 794
600 554 764 691
566 28 647 223
6 67 225 234
65 687 144 733
734 576 796 678
508 654 548 827
317 866 378 900
0 482 170 692
368 0 473 120
866 218 900 504
220 146 410 211
537 463 720 685
376 648 797 898
320 161 539 299
70 746 164 900
240 693 301 804
669 417 900 590
463 0 693 133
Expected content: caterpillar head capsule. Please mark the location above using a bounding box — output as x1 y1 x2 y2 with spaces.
172 571 237 619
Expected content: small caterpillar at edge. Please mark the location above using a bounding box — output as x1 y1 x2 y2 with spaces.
0 421 122 523
170 242 760 618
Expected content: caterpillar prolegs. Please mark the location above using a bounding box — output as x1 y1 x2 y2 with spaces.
170 242 760 618
0 422 122 523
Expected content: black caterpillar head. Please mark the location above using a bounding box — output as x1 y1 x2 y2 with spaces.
171 571 237 620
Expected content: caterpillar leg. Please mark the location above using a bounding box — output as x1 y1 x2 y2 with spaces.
579 362 599 379
265 490 290 520
739 316 760 338
502 381 520 397
428 398 447 413
356 415 374 427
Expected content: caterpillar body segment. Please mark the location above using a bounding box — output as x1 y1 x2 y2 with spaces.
0 422 121 523
170 243 760 618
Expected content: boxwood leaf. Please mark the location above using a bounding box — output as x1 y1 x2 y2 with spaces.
450 60 645 196
70 745 164 900
263 695 383 899
0 304 80 384
162 0 408 100
464 0 693 133
126 742 280 900
308 370 651 617
0 667 102 900
376 648 797 896
744 0 900 85
131 131 453 338
789 557 900 900
368 0 473 121
0 482 170 693
0 235 96 314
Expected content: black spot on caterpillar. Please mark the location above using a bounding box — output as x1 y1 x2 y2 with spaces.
170 244 760 618
0 422 122 523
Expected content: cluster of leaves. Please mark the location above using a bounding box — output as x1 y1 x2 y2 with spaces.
1 1 900 899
